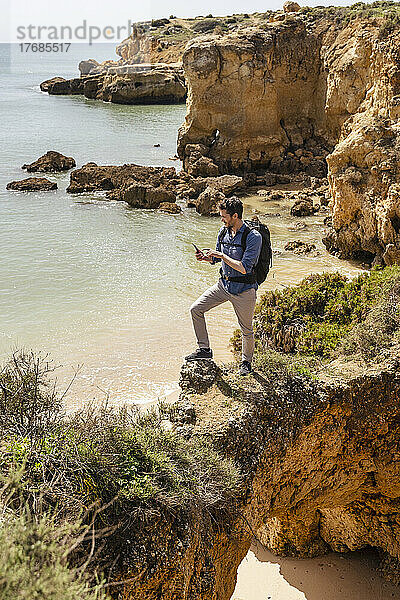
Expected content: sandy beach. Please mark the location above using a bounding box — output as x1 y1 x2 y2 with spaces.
234 541 400 600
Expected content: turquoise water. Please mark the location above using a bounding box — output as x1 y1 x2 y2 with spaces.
0 43 234 405
0 43 365 406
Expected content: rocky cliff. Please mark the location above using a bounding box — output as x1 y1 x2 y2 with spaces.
117 268 400 599
324 24 400 265
120 350 400 599
176 4 400 266
178 19 329 177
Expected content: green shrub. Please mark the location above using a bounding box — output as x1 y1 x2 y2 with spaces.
298 1 400 29
339 279 400 359
231 266 400 365
0 501 106 600
0 350 240 528
0 352 242 593
0 351 62 439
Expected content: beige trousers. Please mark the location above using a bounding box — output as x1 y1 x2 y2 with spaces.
190 279 257 363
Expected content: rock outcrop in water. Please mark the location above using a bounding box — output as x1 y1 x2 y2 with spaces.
66 163 178 208
22 151 76 173
66 162 243 213
6 177 57 191
40 76 67 92
43 63 187 105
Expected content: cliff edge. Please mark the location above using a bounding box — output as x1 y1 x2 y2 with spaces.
119 267 400 598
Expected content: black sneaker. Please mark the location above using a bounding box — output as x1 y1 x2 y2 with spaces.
239 361 252 376
185 348 213 361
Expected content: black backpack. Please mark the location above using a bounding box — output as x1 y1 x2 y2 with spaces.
218 218 273 285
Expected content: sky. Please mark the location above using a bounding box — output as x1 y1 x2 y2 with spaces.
2 0 374 43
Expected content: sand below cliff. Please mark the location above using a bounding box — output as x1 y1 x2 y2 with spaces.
233 541 399 600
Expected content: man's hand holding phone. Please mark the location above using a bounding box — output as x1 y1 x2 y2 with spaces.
192 243 213 262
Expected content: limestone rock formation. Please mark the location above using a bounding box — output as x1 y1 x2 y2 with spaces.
67 163 178 209
178 19 329 176
315 21 400 265
176 11 400 264
43 64 187 105
39 77 66 92
177 173 243 214
67 163 175 193
22 151 76 173
6 177 57 191
38 8 400 261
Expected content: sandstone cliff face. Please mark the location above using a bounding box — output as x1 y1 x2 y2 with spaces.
177 12 400 264
324 27 400 265
178 19 329 177
119 356 400 599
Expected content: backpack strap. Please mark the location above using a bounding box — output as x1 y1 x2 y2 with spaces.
217 227 227 248
240 225 251 252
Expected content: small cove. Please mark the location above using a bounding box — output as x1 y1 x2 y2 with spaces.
1 41 397 600
0 43 366 407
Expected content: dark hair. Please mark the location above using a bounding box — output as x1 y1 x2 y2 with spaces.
218 196 243 219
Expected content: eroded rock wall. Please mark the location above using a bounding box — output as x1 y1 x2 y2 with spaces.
178 19 329 177
324 28 400 264
120 358 400 598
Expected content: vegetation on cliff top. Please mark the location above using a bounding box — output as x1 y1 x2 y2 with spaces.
0 352 240 594
0 503 107 600
143 1 400 45
232 266 400 371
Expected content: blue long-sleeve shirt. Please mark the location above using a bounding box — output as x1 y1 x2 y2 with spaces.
212 224 262 295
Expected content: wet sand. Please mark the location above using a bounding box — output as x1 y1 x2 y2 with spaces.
233 541 400 600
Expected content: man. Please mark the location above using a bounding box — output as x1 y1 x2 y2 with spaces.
185 197 262 376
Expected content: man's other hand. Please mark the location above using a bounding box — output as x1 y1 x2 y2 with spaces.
204 250 222 260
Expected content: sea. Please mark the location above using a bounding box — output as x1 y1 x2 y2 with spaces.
0 42 364 408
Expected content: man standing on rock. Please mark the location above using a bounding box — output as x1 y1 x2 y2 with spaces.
186 197 262 376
